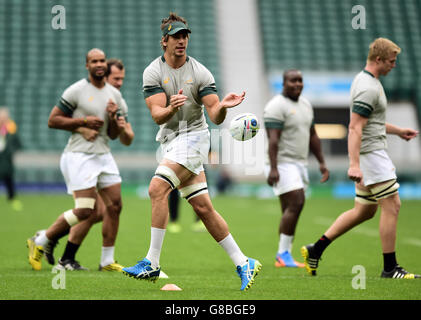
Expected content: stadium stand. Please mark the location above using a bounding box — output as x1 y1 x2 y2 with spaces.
0 0 219 184
258 0 421 122
0 0 219 153
1 0 419 187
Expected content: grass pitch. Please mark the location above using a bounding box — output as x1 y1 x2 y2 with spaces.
1 193 420 300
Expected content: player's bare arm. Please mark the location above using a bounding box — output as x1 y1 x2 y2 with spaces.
385 123 419 141
347 112 368 183
203 91 246 125
266 128 281 186
106 99 122 140
309 125 329 183
118 119 135 146
145 89 187 125
48 106 104 131
75 127 99 142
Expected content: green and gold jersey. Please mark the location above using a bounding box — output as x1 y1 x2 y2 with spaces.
58 78 128 154
264 94 314 164
143 56 217 143
350 70 387 154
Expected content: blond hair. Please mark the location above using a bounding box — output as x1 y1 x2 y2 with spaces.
367 38 401 62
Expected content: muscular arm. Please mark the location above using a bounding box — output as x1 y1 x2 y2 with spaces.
203 92 245 125
386 123 419 141
265 128 281 186
145 91 185 125
47 106 103 132
309 125 329 182
347 112 368 182
118 121 135 146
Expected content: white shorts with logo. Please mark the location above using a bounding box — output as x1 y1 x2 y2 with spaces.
60 152 122 195
157 130 210 175
360 149 397 186
264 162 309 196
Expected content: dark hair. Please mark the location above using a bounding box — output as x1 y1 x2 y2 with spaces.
106 58 124 76
160 12 189 50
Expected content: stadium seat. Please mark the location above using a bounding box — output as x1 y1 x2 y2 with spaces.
0 0 219 154
257 0 421 123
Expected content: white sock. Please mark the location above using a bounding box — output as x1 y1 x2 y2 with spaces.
35 230 50 247
218 233 248 266
278 233 294 254
101 246 115 267
146 227 166 268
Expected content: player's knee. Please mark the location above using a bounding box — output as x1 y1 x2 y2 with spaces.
192 202 213 218
108 199 122 216
148 180 170 200
288 201 304 215
72 207 94 221
72 197 96 221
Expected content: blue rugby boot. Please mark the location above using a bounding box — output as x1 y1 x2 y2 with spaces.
236 258 262 291
122 258 160 282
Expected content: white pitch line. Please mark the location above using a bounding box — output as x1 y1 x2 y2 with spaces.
313 216 421 246
402 238 421 247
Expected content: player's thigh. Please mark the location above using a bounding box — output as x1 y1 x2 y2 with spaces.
179 171 213 213
149 159 195 198
99 183 122 207
160 158 195 184
73 187 97 199
354 181 378 218
279 188 305 212
72 187 98 219
367 179 400 210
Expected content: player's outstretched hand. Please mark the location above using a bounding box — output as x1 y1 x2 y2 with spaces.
399 128 419 141
221 91 246 109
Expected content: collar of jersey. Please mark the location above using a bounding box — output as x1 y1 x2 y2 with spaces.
363 69 375 78
161 55 190 63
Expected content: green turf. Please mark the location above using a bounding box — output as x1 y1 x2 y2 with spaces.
1 193 420 300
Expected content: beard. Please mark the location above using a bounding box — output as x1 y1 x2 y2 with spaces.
90 68 105 81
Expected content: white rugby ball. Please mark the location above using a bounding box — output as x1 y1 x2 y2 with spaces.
229 113 259 141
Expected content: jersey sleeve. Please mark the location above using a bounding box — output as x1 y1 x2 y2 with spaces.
263 97 285 129
197 65 217 98
351 87 377 118
57 83 79 116
143 64 165 99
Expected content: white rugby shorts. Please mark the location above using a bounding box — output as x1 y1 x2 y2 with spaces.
264 162 309 196
60 152 122 195
157 130 210 175
360 149 397 186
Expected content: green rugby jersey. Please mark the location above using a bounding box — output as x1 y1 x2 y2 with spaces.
57 79 128 154
350 70 387 154
143 56 217 143
264 94 314 165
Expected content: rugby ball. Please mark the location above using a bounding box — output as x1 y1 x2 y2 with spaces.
229 113 259 141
